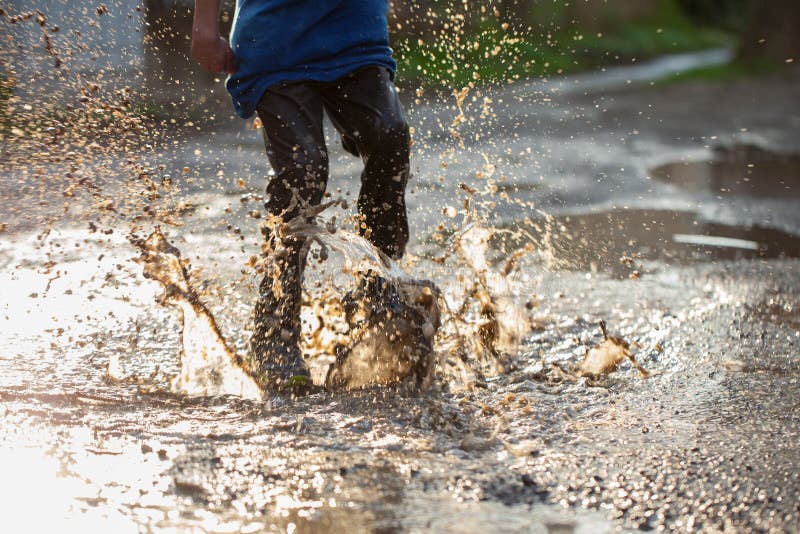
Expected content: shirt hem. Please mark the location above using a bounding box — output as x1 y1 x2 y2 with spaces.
228 59 397 119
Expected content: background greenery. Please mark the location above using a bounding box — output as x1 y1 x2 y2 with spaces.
2 0 798 126
389 0 796 89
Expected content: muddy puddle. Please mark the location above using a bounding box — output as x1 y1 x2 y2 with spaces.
651 144 800 199
3 202 799 532
531 208 800 278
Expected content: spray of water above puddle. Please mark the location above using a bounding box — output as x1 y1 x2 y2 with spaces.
121 199 556 398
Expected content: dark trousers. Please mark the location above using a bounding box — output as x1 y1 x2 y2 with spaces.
255 66 410 260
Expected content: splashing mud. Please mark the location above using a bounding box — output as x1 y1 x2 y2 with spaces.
128 203 542 396
130 220 443 394
130 229 263 400
578 321 650 378
290 209 444 390
323 274 440 390
284 207 540 391
452 222 534 356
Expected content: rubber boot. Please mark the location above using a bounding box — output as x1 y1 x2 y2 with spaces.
247 237 311 392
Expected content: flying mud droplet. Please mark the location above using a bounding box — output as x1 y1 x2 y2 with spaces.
578 320 650 378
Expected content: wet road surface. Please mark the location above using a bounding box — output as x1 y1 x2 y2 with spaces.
2 227 798 531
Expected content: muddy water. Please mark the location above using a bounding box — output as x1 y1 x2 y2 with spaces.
128 218 446 394
531 208 800 278
651 144 800 199
2 224 799 532
2 2 800 533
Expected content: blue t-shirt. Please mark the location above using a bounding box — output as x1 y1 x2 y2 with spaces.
226 0 397 119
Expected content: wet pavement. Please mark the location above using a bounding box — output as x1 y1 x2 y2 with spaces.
2 1 800 532
2 228 798 532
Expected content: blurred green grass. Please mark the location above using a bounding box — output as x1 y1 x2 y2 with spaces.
395 0 736 89
654 57 778 85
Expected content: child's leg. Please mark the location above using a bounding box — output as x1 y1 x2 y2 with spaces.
255 82 328 220
321 67 410 259
248 82 328 386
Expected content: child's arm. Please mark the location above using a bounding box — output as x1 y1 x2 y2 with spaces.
191 0 235 73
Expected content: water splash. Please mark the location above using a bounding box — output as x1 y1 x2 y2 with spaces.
127 203 542 396
421 217 537 388
129 215 445 394
324 274 440 390
454 222 534 355
132 229 263 400
264 209 444 390
578 321 650 378
287 208 540 390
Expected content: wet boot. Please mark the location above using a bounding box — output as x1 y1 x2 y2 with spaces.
343 270 403 325
247 238 311 392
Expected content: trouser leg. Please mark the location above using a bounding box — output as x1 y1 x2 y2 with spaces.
321 67 410 259
248 235 305 379
256 82 328 221
249 82 328 382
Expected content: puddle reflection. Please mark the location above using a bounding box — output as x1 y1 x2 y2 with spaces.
520 208 800 278
651 144 800 199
